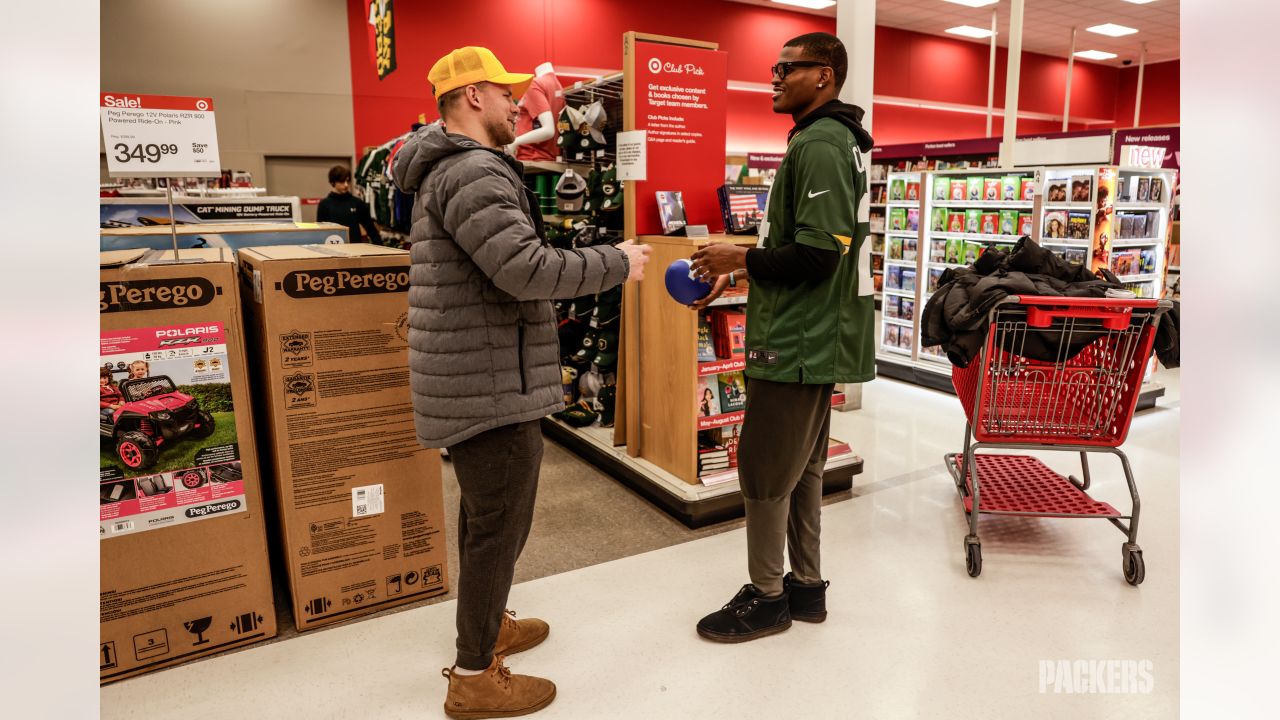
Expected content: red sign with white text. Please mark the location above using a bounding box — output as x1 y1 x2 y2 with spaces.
100 93 215 112
100 92 221 177
634 41 728 235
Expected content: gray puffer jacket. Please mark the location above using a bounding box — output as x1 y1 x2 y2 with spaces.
392 123 628 448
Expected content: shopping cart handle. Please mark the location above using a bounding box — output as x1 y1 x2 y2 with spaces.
1025 305 1132 330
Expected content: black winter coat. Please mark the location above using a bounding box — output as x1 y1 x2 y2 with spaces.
922 237 1179 369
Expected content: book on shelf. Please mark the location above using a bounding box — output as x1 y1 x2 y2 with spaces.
1064 247 1087 265
1046 181 1068 203
886 266 902 290
999 210 1018 236
945 238 963 264
901 268 917 293
697 313 717 362
724 424 741 468
1044 210 1068 239
946 211 965 233
889 207 907 231
949 179 967 201
889 178 905 201
931 207 947 232
1001 175 1020 202
980 212 998 235
1135 214 1149 238
1067 211 1090 240
983 177 1000 202
1071 175 1093 202
1111 250 1142 276
1139 249 1157 274
1149 178 1163 202
929 239 946 263
905 181 920 201
870 253 885 272
907 208 920 232
967 176 983 201
900 298 916 322
933 175 950 201
965 209 981 234
903 237 918 262
885 324 901 347
656 190 687 234
710 309 746 359
900 325 915 350
872 234 885 253
717 371 747 413
927 267 944 293
873 273 884 292
962 241 983 265
697 375 721 417
1135 176 1151 203
870 215 885 233
717 184 768 234
1123 281 1153 298
1017 212 1034 237
884 295 900 319
1020 178 1036 201
888 236 903 260
869 164 887 182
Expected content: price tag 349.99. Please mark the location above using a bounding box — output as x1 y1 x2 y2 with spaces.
100 93 221 178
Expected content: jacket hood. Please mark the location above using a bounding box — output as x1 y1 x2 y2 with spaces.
789 100 875 152
391 121 516 192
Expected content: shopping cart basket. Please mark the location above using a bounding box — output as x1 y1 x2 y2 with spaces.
944 295 1172 585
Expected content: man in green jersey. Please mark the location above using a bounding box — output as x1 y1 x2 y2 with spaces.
689 32 874 643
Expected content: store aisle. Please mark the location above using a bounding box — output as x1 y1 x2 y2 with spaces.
102 374 1179 719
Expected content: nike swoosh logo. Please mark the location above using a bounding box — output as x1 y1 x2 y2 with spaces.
807 190 830 198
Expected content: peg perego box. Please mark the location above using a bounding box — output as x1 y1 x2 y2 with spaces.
100 221 348 255
239 245 448 631
99 248 276 684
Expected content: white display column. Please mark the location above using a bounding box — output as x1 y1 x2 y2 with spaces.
998 0 1026 168
836 0 875 411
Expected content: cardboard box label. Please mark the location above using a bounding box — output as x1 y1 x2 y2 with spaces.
99 322 246 538
352 483 385 518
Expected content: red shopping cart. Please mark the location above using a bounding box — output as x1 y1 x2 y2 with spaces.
944 296 1172 585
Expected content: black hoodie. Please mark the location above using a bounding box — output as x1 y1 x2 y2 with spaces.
744 101 876 285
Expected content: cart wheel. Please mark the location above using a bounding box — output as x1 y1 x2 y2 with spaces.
1123 549 1145 586
965 539 982 578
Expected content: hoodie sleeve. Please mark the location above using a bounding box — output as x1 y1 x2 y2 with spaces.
792 139 857 256
440 153 628 301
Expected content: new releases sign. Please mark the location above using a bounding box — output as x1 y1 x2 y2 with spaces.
100 94 221 178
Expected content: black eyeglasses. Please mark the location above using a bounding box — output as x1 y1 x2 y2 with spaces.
770 61 826 80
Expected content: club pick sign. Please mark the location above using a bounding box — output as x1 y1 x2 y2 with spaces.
100 93 222 178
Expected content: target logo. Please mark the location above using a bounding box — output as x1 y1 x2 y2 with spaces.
648 58 662 73
195 99 210 111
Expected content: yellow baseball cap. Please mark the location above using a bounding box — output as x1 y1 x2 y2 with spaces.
429 47 533 98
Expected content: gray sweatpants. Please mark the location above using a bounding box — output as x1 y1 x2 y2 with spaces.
737 378 834 596
447 420 543 670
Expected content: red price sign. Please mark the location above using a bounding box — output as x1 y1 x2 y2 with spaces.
100 93 221 178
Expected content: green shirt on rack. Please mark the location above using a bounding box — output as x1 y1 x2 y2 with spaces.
745 116 875 385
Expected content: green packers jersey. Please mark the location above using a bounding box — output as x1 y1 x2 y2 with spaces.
745 117 875 384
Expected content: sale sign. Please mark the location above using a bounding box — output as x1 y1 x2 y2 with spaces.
100 93 221 178
632 42 728 235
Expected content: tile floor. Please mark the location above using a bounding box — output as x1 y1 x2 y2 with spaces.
102 370 1180 719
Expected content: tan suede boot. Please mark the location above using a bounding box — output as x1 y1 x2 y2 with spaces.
442 655 556 719
494 609 550 656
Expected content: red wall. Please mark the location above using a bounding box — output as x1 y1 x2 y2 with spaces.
346 1 1178 153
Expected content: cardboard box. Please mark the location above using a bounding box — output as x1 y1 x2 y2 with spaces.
99 248 276 683
238 245 448 631
101 221 348 255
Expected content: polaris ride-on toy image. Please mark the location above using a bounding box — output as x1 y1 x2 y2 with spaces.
101 375 215 470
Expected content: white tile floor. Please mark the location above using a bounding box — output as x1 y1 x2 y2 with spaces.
102 371 1180 719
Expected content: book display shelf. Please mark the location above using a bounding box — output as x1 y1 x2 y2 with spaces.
880 170 922 358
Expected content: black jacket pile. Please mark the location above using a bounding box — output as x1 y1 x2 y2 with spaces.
921 237 1179 369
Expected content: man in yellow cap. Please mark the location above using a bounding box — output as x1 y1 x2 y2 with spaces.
392 47 650 719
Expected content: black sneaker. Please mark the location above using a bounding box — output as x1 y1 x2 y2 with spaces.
784 572 830 623
696 584 791 643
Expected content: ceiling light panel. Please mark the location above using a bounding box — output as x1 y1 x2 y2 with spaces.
946 25 995 39
1087 23 1139 37
1074 50 1119 61
770 0 837 10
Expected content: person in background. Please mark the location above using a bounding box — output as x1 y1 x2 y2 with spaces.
391 46 650 719
688 31 875 644
317 165 382 244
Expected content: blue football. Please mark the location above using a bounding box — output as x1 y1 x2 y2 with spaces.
664 258 713 305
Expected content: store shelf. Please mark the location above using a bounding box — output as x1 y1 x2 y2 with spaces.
1111 239 1160 248
1115 203 1168 211
931 232 1024 244
1040 240 1091 247
886 230 920 237
1118 274 1159 283
882 317 913 327
697 358 745 377
879 345 913 358
885 258 917 267
931 200 1032 210
869 203 887 208
882 289 915 299
1042 202 1094 211
707 293 749 307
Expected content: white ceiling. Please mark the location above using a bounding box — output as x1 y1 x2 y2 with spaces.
725 0 1180 67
